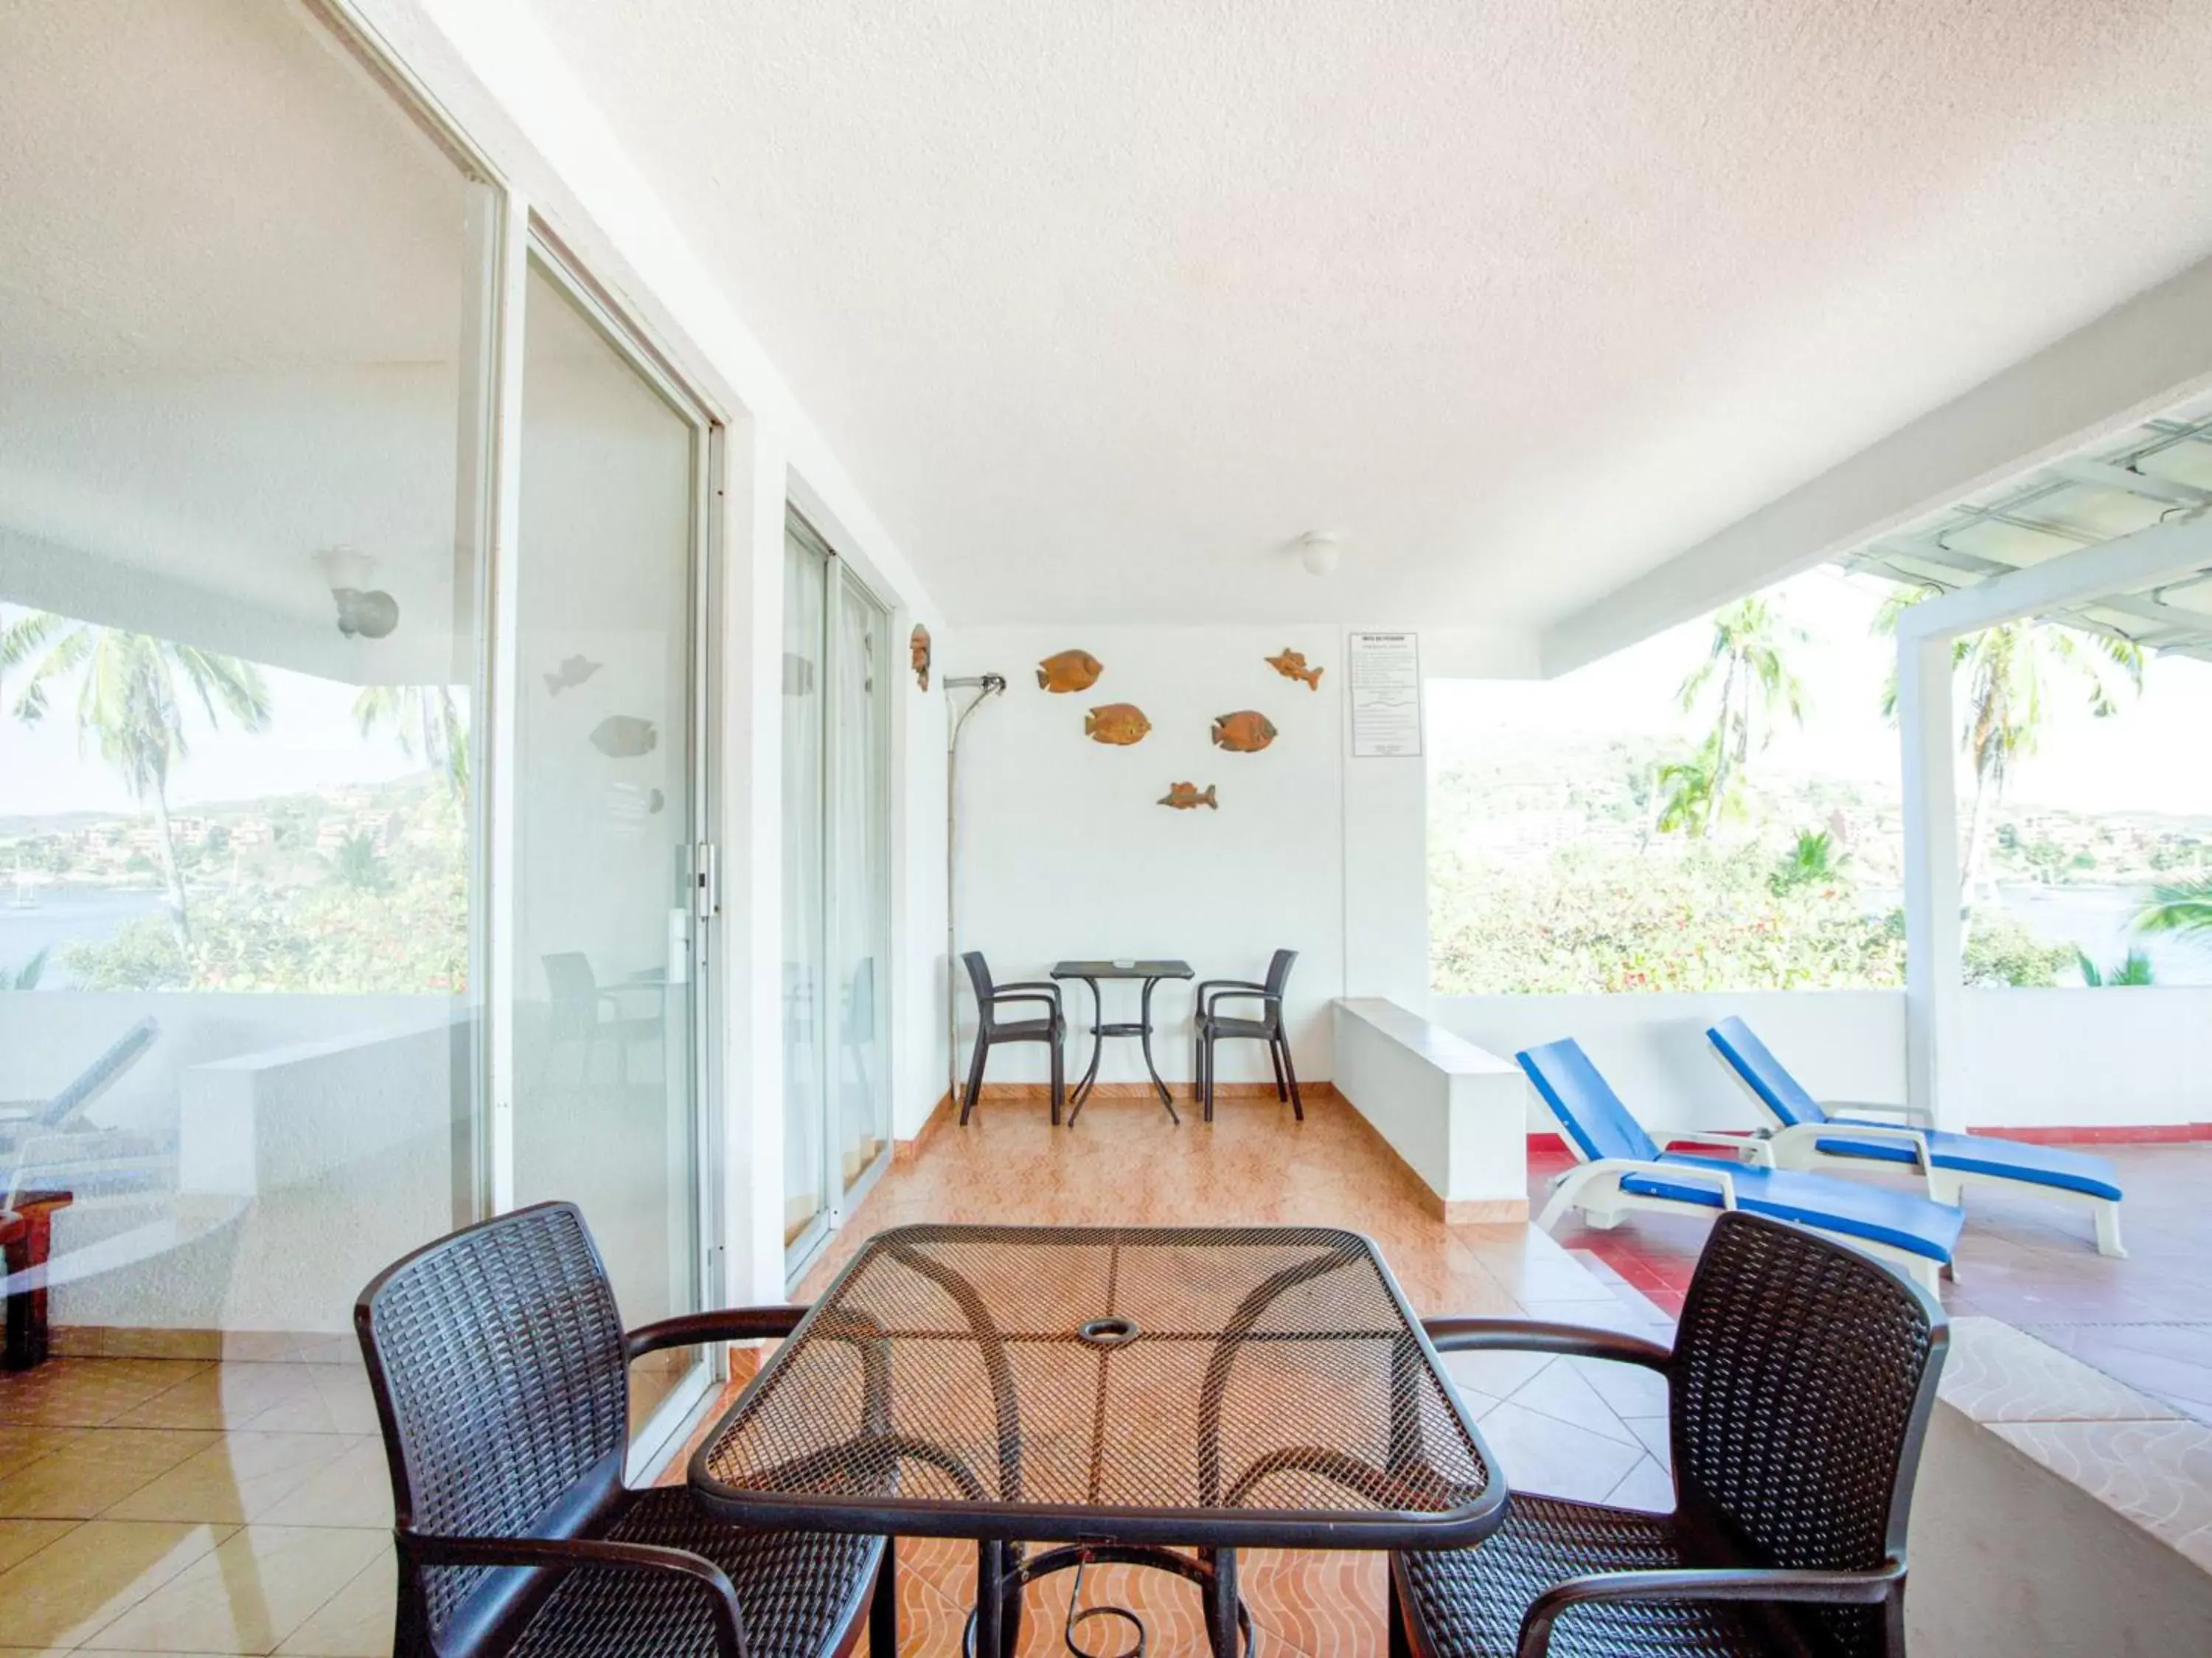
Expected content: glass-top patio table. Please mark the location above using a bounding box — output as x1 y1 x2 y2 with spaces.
690 1224 1503 1656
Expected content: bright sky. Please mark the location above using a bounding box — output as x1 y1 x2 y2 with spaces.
0 606 431 818
1428 567 2212 819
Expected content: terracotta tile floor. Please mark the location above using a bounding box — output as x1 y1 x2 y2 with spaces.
1534 1137 2212 1425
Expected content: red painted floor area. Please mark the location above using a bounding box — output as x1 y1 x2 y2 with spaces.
1530 1138 2212 1423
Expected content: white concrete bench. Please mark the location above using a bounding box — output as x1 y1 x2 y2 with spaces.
1331 998 1530 1221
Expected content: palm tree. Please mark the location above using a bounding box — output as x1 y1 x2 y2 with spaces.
2136 878 2212 938
1654 737 1729 837
1 611 270 948
1875 586 2141 906
353 684 468 805
1674 595 1808 833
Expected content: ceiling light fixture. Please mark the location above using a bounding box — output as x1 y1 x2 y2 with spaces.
1295 531 1341 577
316 546 400 639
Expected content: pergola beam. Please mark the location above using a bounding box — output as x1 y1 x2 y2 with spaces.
2047 456 2212 509
1895 509 2212 642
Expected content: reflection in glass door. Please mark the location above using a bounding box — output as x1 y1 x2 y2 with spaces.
782 527 830 1262
782 517 891 1275
832 570 891 1196
509 251 710 1449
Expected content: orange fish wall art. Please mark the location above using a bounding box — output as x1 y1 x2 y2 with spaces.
1158 783 1219 811
1036 649 1105 693
909 624 931 691
1264 648 1323 690
1210 710 1277 753
1084 703 1152 746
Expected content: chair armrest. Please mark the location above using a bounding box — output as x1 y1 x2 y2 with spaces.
1421 1317 1672 1373
1822 1098 1935 1126
1517 1561 1903 1658
1194 979 1265 999
995 979 1062 997
987 991 1061 1016
1200 986 1276 1016
1772 1121 1935 1185
406 1533 749 1656
625 1305 807 1362
1660 1129 1774 1166
1608 1155 1737 1209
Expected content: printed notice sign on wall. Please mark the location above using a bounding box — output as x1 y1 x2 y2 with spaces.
1347 631 1422 757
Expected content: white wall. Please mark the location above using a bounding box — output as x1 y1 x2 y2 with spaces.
944 625 1348 1088
1955 988 2212 1129
1439 990 1908 1134
1438 987 2212 1133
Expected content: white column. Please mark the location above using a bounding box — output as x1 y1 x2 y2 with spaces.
719 414 789 1303
1897 631 1963 1128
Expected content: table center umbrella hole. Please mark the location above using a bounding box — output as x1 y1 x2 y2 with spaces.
1077 1316 1141 1347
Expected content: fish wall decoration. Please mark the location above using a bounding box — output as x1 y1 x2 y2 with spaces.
590 715 659 758
910 624 932 691
1265 648 1323 690
1210 710 1278 753
1084 703 1151 746
543 655 602 696
1037 649 1105 693
1158 782 1218 811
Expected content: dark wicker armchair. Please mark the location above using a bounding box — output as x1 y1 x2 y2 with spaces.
1392 1210 1948 1658
958 951 1066 1125
355 1201 890 1657
1193 947 1301 1122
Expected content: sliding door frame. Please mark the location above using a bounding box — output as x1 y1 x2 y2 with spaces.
782 513 894 1284
316 0 737 1474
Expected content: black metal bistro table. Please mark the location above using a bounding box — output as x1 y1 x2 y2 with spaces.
1051 959 1193 1124
690 1224 1502 1657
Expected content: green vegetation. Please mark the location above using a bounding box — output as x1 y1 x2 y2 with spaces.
2 948 47 991
2076 947 2155 988
2137 878 2212 938
59 780 467 994
1433 577 2203 996
1433 838 1904 994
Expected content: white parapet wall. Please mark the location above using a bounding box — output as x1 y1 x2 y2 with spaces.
1908 1317 2212 1654
1332 997 1530 1221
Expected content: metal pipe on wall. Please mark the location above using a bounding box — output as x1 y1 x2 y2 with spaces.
945 673 1006 1106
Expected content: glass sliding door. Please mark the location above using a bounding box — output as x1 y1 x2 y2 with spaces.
509 252 710 1445
831 569 892 1193
781 527 830 1262
0 0 490 1345
782 517 892 1275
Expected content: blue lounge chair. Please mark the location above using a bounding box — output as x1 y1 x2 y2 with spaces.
1706 1015 2126 1258
1519 1038 1964 1294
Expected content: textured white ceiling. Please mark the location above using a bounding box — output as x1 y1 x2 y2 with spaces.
462 5 2212 625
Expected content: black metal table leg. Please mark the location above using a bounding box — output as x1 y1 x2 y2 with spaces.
1138 976 1180 1123
973 1539 1007 1658
871 1537 898 1654
1067 977 1107 1120
1201 1546 1239 1656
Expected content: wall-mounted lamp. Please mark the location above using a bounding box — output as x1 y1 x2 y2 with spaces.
316 546 400 639
1295 531 1342 577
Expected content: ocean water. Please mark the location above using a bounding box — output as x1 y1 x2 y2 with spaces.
0 888 166 988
